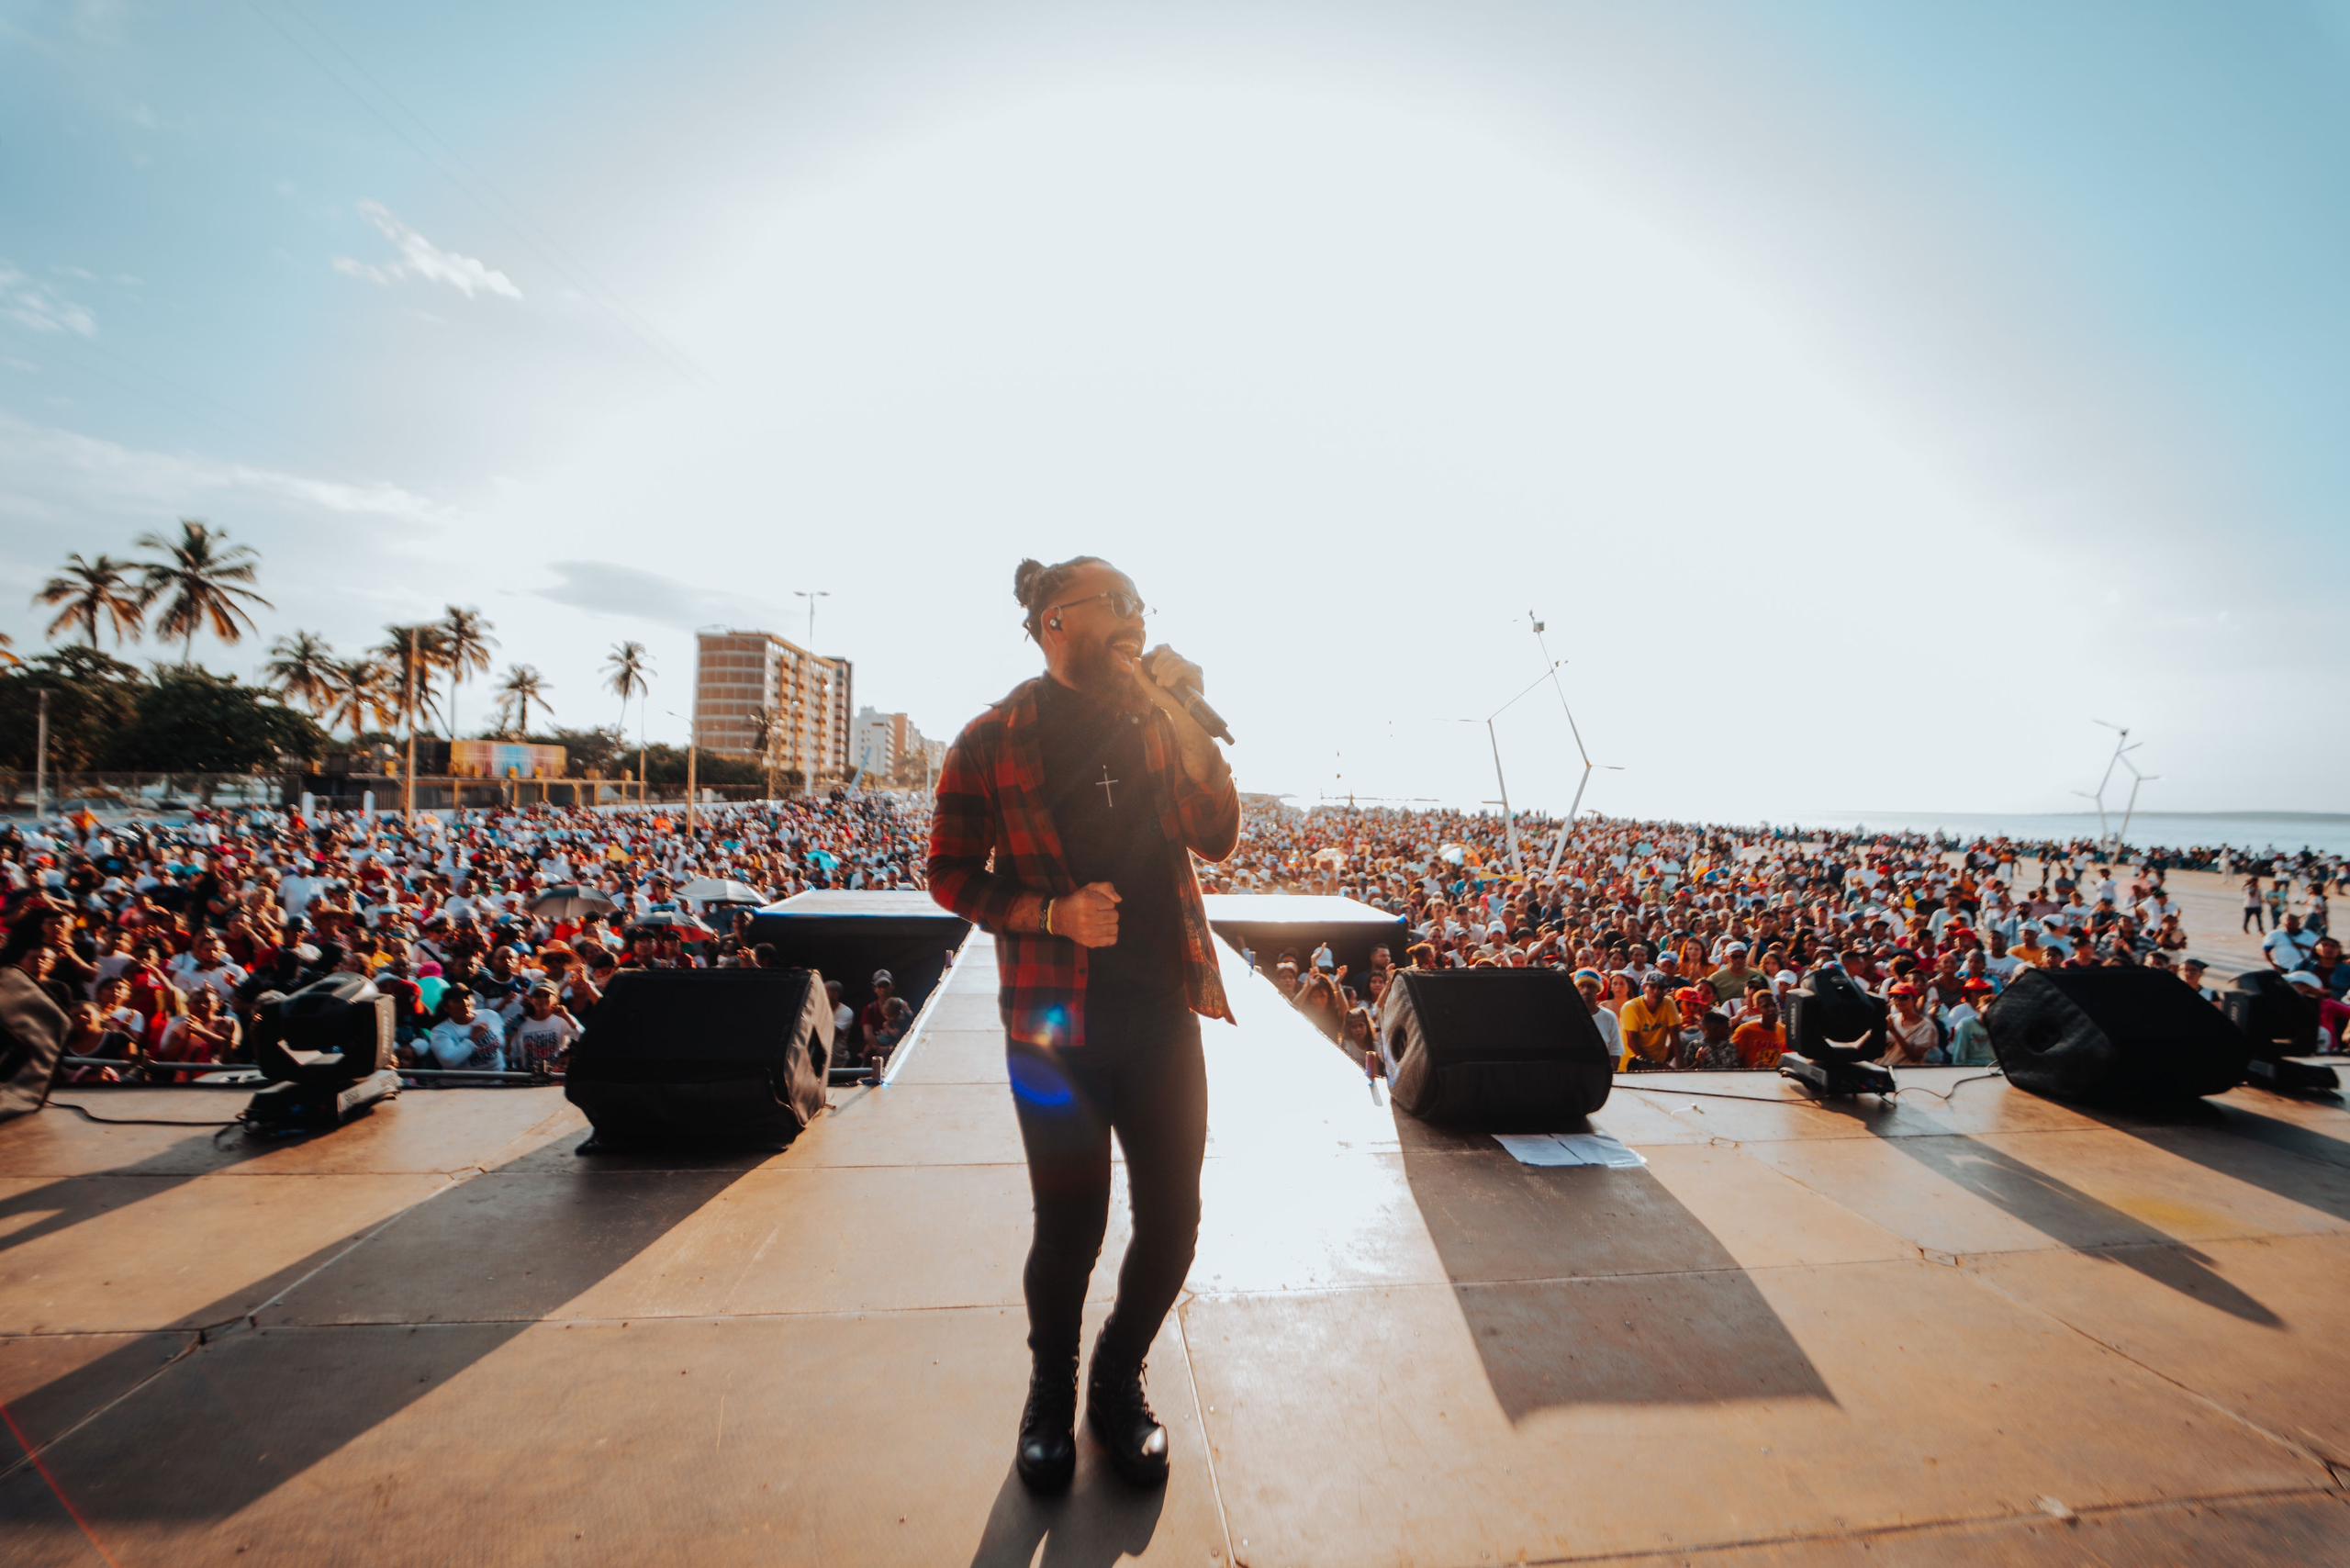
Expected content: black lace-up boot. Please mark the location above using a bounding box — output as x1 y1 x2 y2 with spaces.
1085 1353 1169 1486
1015 1353 1080 1493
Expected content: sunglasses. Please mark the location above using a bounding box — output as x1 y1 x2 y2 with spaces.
1049 588 1147 622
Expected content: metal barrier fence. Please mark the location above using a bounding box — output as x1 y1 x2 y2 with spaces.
57 1057 878 1089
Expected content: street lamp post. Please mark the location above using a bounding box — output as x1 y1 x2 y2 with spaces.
402 625 420 820
33 688 50 823
666 708 699 834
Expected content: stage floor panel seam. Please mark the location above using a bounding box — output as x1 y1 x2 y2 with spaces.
1497 1483 2350 1568
1950 1242 2350 1482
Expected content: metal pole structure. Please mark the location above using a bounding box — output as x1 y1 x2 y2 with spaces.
402 627 420 820
1485 717 1519 873
2072 788 2106 846
1528 613 1628 882
794 589 831 651
33 688 50 823
685 716 698 835
2117 757 2157 852
1462 664 1560 879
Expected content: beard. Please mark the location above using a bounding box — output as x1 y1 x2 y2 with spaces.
1063 630 1146 708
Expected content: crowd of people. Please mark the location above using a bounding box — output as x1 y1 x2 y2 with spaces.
0 794 933 1084
7 790 2347 1091
1221 805 2350 1070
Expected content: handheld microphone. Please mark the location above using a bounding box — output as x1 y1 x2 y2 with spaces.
1172 682 1235 745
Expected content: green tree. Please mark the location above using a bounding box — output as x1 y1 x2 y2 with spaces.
639 743 761 789
438 604 497 738
326 657 401 738
0 648 145 771
375 624 450 734
264 631 339 721
493 664 551 735
37 553 146 648
107 667 327 773
136 520 271 666
546 725 626 777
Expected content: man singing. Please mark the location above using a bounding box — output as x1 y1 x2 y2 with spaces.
927 554 1239 1492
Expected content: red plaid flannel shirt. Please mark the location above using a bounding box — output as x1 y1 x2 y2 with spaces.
927 676 1239 1049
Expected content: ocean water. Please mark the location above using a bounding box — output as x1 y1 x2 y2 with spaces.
1781 811 2350 859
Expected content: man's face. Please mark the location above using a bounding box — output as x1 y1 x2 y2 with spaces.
1044 563 1146 700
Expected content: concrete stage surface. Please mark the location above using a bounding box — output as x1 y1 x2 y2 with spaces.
5 938 2350 1566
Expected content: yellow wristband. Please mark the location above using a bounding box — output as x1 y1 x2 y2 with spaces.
1042 897 1055 936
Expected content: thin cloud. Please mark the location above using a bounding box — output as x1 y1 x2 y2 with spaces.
331 201 521 301
536 560 768 630
0 265 97 336
0 410 444 525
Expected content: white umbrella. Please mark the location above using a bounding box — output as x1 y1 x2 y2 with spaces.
679 877 768 907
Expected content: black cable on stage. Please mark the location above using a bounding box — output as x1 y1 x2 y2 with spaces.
47 1101 247 1129
1627 1067 2007 1107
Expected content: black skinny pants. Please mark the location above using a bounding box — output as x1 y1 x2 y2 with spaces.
1006 991 1207 1371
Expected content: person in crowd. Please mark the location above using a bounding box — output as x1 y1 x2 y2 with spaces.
860 970 901 1048
869 995 916 1070
155 985 240 1078
1945 980 1998 1067
824 978 857 1058
422 986 505 1073
2266 913 2319 973
1617 974 1681 1071
1573 969 1624 1068
1882 983 1942 1066
1292 970 1345 1043
1730 991 1785 1070
508 984 583 1075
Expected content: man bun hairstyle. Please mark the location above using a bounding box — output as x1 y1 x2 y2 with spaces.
1013 554 1108 643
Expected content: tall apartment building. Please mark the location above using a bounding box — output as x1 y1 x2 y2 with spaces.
693 629 854 782
851 706 945 778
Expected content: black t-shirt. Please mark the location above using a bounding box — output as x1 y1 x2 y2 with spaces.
1035 676 1183 1004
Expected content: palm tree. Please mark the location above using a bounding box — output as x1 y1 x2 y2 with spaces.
37 553 147 648
437 605 497 738
375 623 450 737
135 520 271 666
0 630 18 669
604 641 650 724
604 640 652 794
264 631 340 721
494 664 552 736
325 658 401 738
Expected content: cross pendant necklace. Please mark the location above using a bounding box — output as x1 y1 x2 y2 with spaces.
1095 765 1119 810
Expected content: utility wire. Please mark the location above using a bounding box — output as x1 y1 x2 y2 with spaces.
245 0 709 386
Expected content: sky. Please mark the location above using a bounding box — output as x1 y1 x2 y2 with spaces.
3 0 2344 823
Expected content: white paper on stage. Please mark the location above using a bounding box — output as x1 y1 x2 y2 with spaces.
1492 1131 1646 1169
1554 1132 1645 1168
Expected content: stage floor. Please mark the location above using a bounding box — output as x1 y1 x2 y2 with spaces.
5 939 2350 1565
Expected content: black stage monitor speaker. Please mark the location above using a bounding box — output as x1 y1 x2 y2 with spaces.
1381 969 1613 1126
0 968 68 1125
566 968 832 1148
2223 969 2320 1055
1988 967 2248 1103
245 972 400 1133
2221 970 2340 1094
